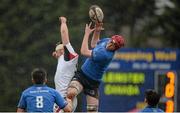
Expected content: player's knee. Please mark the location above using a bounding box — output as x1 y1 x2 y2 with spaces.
87 104 98 112
67 88 77 100
67 81 82 100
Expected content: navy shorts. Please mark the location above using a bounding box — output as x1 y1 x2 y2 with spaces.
72 70 100 98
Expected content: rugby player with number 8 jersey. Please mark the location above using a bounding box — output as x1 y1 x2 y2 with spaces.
17 68 72 112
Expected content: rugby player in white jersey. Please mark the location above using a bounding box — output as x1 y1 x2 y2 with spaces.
52 16 78 112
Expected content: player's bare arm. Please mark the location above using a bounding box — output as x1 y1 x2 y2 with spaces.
60 16 77 56
81 22 95 57
91 22 103 48
59 16 70 45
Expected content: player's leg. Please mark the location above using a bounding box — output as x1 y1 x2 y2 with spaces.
86 95 99 112
84 87 99 112
67 81 83 100
72 96 78 112
67 70 84 100
67 81 82 112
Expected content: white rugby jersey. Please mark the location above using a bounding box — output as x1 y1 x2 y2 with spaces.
54 54 78 97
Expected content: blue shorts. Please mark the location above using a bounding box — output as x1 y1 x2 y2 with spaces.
72 70 100 98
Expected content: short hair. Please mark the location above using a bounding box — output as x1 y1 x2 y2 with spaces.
55 41 64 51
145 89 160 107
31 68 47 84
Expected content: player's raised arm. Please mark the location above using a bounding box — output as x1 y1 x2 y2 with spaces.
80 22 95 57
59 16 77 57
59 16 70 45
90 22 103 48
89 5 104 48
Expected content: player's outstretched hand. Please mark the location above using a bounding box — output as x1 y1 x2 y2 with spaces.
52 51 58 59
59 16 67 23
85 22 95 35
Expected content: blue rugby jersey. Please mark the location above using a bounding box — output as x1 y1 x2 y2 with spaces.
17 84 67 112
81 38 115 81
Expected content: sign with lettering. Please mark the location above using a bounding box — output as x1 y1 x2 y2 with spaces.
98 70 154 112
109 48 180 71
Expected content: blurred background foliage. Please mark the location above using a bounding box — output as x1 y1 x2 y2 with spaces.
0 0 179 111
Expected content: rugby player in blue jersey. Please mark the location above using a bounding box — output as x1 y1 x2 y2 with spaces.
141 89 164 112
66 22 125 112
17 68 72 112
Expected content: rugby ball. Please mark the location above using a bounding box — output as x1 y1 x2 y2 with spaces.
89 5 104 23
